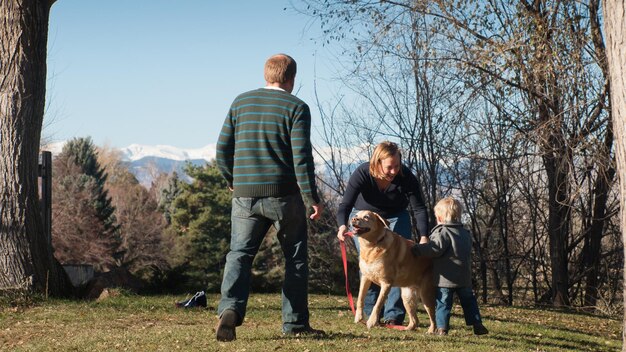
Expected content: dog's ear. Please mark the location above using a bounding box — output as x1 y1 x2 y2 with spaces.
373 212 390 229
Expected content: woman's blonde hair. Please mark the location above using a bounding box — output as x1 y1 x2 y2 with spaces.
264 54 297 84
369 141 403 179
434 197 463 222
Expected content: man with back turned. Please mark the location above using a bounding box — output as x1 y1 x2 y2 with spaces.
215 53 325 341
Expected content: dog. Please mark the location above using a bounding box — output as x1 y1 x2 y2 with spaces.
351 210 436 332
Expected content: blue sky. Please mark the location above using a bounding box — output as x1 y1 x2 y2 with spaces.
45 0 339 149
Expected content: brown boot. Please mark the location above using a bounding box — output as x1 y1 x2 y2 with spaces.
216 309 238 342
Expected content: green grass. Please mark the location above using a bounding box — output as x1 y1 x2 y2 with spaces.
0 293 621 351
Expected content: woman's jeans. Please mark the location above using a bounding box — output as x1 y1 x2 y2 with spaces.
351 209 411 324
217 194 310 333
435 286 483 330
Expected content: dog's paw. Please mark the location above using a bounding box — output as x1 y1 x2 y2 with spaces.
366 317 378 329
354 311 363 323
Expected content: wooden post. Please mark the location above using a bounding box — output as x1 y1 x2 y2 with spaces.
38 151 52 245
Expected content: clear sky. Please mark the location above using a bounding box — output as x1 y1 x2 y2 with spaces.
45 0 339 149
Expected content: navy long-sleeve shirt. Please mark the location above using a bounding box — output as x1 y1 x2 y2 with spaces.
336 162 429 237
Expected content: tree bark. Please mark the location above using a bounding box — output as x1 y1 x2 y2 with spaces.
600 0 625 349
543 150 571 306
0 0 70 296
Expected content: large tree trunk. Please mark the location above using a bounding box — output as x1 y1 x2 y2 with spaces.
543 139 571 307
600 0 625 349
0 0 70 296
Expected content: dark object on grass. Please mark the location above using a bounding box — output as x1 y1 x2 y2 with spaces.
175 291 207 308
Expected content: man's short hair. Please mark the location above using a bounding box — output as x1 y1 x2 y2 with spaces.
264 54 297 84
434 197 463 223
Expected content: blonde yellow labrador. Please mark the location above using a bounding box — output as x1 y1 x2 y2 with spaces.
351 210 436 332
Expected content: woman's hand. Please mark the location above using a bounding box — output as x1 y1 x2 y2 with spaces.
419 235 429 244
337 225 348 242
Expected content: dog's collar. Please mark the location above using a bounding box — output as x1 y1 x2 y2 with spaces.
375 230 387 244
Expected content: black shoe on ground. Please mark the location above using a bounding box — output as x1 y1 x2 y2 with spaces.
175 291 207 308
283 326 326 337
435 328 448 335
216 309 238 342
473 323 489 335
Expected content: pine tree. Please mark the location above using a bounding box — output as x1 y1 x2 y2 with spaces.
61 137 117 232
51 137 121 271
51 154 118 271
165 162 231 291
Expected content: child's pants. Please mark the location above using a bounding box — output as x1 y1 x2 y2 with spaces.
435 286 483 330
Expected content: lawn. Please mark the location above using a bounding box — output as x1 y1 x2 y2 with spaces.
0 292 621 351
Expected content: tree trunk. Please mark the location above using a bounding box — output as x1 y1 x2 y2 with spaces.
582 131 615 308
0 0 70 296
543 150 571 306
601 0 625 349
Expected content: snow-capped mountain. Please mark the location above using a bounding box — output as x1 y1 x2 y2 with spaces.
120 144 216 162
42 141 216 163
119 144 216 186
42 141 217 187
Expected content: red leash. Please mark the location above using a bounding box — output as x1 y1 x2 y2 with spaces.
339 231 407 330
340 231 356 315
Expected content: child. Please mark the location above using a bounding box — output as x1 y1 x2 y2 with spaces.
412 197 488 336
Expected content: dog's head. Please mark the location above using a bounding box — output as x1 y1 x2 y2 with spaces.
350 210 390 237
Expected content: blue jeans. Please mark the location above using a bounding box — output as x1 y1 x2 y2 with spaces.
351 209 411 324
435 287 483 330
217 194 310 333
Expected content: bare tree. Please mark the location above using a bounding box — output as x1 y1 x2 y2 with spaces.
301 0 618 309
51 159 117 271
432 0 614 307
0 0 71 296
99 146 169 281
601 0 626 347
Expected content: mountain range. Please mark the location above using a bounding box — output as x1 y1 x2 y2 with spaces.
44 142 217 187
43 141 360 188
119 144 217 186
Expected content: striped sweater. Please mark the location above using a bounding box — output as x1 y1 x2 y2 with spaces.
216 88 321 204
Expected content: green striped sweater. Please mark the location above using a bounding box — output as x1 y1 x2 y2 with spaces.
216 88 320 204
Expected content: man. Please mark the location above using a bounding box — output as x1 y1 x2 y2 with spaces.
215 54 324 342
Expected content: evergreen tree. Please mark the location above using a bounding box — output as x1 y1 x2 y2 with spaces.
164 162 344 294
60 137 117 233
157 171 182 225
51 153 118 271
166 162 231 291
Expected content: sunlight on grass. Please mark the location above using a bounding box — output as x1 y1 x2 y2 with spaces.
0 293 621 351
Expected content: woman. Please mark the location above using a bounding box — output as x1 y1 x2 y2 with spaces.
337 141 429 326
